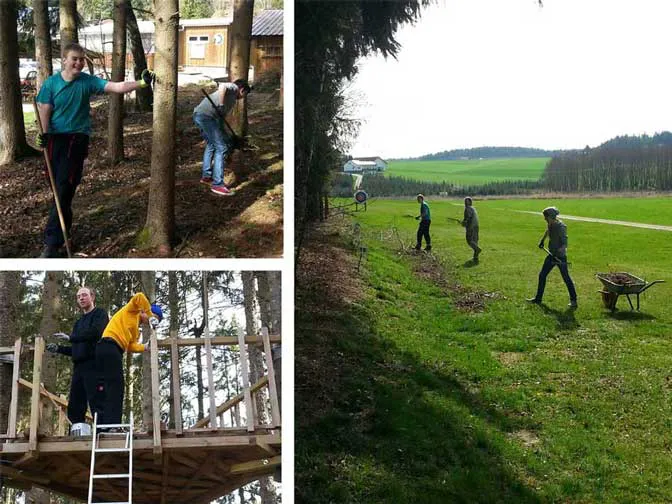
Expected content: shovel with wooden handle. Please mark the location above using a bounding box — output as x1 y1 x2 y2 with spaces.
33 98 72 258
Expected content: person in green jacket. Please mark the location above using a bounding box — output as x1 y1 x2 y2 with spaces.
415 194 431 251
461 197 482 261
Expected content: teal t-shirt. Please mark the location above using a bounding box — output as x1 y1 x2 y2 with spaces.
36 72 108 135
420 201 431 221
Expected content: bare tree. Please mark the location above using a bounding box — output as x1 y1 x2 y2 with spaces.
228 0 254 136
126 0 153 111
59 0 78 53
0 0 35 165
108 0 127 163
145 0 178 255
33 0 53 90
140 271 155 430
0 272 20 434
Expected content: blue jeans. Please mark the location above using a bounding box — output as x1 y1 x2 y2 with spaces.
534 254 577 302
193 112 230 186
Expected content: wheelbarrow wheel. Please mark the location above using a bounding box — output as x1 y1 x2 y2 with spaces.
599 290 618 311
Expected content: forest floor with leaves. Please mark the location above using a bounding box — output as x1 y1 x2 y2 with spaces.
0 83 283 258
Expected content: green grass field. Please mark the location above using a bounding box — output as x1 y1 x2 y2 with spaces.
297 196 672 503
386 158 549 185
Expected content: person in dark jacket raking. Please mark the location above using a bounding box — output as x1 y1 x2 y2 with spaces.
46 286 109 425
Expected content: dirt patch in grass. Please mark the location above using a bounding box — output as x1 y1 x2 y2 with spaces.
496 352 525 367
400 247 502 312
510 429 540 448
0 84 282 258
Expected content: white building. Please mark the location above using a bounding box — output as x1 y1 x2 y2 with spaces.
343 156 387 173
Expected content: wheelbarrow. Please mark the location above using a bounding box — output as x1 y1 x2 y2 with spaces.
596 272 665 312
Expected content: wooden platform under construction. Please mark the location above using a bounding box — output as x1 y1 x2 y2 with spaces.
0 427 281 504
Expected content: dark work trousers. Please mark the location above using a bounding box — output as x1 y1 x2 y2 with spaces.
416 219 431 249
95 338 124 425
44 133 89 247
534 254 577 302
67 359 98 424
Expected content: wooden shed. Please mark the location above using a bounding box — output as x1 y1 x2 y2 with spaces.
178 17 232 73
250 10 284 80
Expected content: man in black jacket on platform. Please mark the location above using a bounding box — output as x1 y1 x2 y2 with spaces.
46 286 108 425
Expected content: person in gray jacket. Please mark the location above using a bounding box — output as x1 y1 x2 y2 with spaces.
461 197 481 261
527 207 578 308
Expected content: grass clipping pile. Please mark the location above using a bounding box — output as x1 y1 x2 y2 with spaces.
397 240 502 313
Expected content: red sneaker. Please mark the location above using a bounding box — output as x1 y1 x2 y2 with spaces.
200 177 213 185
211 185 234 196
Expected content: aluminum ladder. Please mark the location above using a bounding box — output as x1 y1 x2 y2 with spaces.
87 412 134 504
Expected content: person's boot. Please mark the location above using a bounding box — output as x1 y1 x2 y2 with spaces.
39 245 61 258
568 299 578 309
526 297 541 304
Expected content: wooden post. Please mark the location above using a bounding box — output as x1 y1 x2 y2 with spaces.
170 329 182 435
203 273 217 428
57 395 67 436
7 338 21 438
236 327 254 432
262 327 281 428
29 337 44 452
150 327 162 458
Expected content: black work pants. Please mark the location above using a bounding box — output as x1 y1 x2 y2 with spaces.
44 133 89 247
67 359 98 424
416 220 431 249
94 338 124 425
534 254 577 302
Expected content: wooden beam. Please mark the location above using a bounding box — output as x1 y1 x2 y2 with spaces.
203 273 217 429
237 327 255 433
170 329 182 435
156 334 281 348
7 338 21 438
0 346 15 354
29 337 44 453
256 441 277 456
229 455 281 475
57 395 67 436
150 327 162 459
192 376 268 429
18 378 92 422
160 452 170 504
0 433 281 454
262 327 281 428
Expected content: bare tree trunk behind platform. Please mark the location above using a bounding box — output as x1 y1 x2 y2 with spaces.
140 271 155 430
33 0 53 90
39 272 62 434
167 271 178 428
228 0 254 136
59 0 78 53
108 0 127 164
145 0 178 255
126 0 153 111
0 272 20 433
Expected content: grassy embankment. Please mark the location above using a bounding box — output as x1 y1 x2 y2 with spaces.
296 197 672 503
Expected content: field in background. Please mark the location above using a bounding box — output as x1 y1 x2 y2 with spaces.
298 195 672 503
386 157 549 185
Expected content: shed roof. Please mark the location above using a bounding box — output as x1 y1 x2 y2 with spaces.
251 10 283 36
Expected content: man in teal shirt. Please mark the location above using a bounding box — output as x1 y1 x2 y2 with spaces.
35 43 154 257
415 194 431 251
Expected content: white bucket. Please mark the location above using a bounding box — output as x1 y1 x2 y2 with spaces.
71 422 91 437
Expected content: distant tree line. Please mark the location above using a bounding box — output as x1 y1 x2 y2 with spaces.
544 132 672 192
399 146 565 162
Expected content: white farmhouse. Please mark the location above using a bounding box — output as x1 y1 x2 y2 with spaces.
343 156 388 173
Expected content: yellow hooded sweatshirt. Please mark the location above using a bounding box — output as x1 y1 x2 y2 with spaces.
102 293 154 353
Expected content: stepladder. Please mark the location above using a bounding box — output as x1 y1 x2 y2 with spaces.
88 412 134 504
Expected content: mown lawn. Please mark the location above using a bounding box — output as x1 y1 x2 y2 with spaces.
386 158 549 184
296 196 672 503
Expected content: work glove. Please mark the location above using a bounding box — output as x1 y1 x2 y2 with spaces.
36 132 49 148
538 239 545 249
138 69 155 88
46 343 58 353
149 317 160 330
52 332 70 341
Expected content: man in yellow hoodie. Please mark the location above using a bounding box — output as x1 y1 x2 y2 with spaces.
94 293 163 425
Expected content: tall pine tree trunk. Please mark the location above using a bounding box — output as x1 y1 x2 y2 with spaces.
33 0 53 90
0 0 35 165
228 0 254 136
0 272 20 434
140 271 155 430
59 0 78 54
126 0 153 111
108 0 126 164
167 271 178 428
145 0 178 255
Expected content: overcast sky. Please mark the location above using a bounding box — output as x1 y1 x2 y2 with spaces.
349 0 672 159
